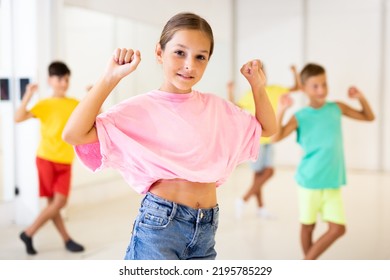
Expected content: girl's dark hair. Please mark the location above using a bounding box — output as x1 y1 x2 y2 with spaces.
300 63 325 85
48 61 71 77
159 12 214 57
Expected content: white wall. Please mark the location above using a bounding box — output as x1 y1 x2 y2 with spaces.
64 0 232 41
236 0 304 88
384 0 390 171
0 0 13 202
0 0 3 198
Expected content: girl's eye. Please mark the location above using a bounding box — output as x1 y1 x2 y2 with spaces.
175 50 185 56
196 55 206 61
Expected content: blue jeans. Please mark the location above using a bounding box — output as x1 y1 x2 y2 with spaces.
124 192 219 260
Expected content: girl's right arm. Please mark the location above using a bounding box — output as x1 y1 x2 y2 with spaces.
240 60 276 137
271 94 297 142
63 48 141 145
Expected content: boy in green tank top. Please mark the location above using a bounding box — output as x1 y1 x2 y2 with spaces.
272 63 375 259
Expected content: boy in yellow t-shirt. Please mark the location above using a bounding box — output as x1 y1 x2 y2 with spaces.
227 65 300 219
14 61 83 255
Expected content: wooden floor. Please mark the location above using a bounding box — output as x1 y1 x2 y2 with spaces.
0 165 389 260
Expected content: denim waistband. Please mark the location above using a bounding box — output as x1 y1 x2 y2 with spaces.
142 192 219 225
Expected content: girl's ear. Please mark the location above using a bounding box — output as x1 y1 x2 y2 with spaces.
155 43 163 64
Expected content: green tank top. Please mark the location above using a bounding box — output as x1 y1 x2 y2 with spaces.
294 102 346 189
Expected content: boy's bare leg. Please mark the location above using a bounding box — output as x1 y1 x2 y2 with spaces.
243 167 274 206
52 213 70 241
21 193 84 253
304 222 346 260
24 193 67 237
20 193 67 254
301 223 315 255
255 168 274 207
49 195 84 252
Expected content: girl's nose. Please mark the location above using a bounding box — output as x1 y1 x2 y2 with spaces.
185 58 194 70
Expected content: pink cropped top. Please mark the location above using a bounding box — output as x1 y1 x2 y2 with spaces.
75 90 262 194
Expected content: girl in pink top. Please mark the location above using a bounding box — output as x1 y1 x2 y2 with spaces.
63 12 276 260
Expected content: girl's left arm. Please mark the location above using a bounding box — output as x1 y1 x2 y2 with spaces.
336 86 375 121
240 60 277 137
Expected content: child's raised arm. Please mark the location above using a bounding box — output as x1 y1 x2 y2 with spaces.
63 48 141 145
14 83 38 122
271 94 297 142
336 86 375 121
289 65 301 92
240 60 276 137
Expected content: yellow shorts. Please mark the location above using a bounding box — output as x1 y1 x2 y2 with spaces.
298 186 346 225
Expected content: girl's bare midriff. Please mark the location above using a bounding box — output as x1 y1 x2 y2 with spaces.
149 179 217 209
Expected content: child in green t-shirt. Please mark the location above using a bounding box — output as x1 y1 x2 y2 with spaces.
273 63 375 259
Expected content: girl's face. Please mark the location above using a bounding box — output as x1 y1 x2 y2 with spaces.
303 73 328 107
156 29 211 94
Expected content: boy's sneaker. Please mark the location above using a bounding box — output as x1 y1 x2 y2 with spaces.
65 239 85 252
235 198 245 219
19 231 37 255
257 207 275 220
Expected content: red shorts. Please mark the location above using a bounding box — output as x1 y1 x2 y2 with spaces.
36 157 72 197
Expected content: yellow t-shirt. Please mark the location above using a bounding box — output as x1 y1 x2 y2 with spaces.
30 97 79 164
237 85 289 144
